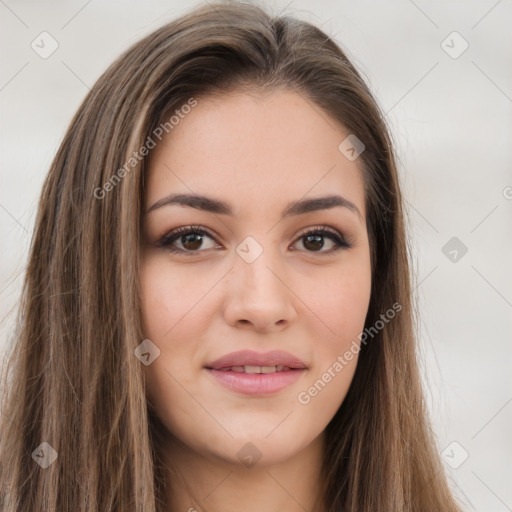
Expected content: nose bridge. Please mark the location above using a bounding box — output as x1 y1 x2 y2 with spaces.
234 235 285 296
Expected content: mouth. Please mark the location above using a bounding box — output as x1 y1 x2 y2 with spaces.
213 364 297 373
204 350 307 395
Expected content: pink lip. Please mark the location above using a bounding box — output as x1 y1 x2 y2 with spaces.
205 350 307 370
204 350 307 396
206 368 306 395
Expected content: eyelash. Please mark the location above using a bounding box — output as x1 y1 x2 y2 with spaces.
155 225 352 256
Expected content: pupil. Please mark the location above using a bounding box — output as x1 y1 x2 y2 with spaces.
304 234 323 251
183 233 203 250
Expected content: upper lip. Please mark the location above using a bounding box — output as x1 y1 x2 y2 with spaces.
205 350 307 370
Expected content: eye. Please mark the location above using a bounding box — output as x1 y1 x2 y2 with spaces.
155 225 352 255
156 225 219 255
291 226 352 253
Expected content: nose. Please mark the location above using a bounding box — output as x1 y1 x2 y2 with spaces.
222 244 298 332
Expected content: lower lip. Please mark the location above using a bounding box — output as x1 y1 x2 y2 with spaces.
205 368 306 395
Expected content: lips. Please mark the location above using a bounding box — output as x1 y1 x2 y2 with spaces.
205 350 307 371
205 350 307 395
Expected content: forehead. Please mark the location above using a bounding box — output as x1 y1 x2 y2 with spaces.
144 89 366 219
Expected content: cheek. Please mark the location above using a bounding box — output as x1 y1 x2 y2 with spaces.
317 273 370 331
139 254 212 338
138 257 206 405
298 253 371 405
304 250 372 339
138 259 230 454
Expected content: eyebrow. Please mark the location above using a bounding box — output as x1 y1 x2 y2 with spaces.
144 193 363 221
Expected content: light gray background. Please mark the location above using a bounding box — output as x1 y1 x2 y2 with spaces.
1 1 511 510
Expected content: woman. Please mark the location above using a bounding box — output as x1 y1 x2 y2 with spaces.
0 2 463 511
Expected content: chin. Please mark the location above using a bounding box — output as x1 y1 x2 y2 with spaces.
204 428 318 469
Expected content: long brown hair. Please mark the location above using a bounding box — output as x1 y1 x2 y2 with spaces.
0 2 463 511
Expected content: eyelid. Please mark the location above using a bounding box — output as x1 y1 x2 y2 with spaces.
155 225 219 250
155 223 352 254
295 224 342 239
292 224 353 251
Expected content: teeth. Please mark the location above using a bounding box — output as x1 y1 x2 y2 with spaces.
244 365 270 374
217 365 293 373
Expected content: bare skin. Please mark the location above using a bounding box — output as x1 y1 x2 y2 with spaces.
139 89 372 512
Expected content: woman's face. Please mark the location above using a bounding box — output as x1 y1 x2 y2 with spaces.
139 89 372 467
